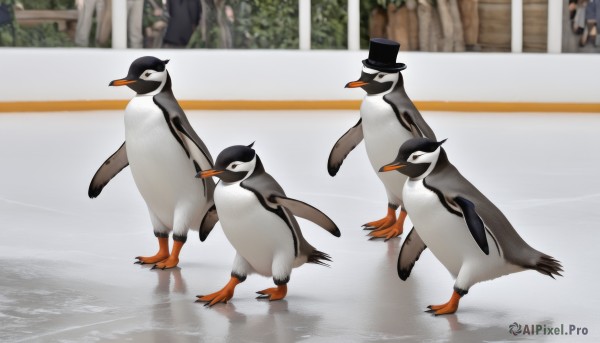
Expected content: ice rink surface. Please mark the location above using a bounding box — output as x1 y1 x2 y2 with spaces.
0 110 598 342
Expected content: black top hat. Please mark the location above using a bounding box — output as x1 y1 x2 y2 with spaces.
363 38 407 72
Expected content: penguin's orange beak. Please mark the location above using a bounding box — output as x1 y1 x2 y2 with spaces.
197 169 223 179
379 162 406 172
345 80 369 88
109 79 137 86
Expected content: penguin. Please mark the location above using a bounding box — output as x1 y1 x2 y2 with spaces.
88 56 217 270
328 38 436 241
379 138 563 315
195 144 340 306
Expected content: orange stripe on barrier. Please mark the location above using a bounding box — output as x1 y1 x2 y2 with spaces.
1 100 600 113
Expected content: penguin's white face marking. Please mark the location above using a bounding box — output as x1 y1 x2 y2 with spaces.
138 69 168 95
225 155 256 181
408 148 441 180
139 69 167 83
363 66 399 88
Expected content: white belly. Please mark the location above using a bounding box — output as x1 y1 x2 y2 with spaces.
403 179 517 284
214 182 295 277
361 95 413 203
124 95 207 230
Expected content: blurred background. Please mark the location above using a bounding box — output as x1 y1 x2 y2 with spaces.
0 0 596 53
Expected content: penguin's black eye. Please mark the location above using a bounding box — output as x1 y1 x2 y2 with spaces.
378 74 385 79
145 72 152 77
231 164 238 170
412 154 423 160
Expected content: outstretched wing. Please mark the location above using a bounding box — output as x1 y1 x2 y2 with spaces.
327 118 363 176
270 195 341 237
88 142 129 198
397 227 427 281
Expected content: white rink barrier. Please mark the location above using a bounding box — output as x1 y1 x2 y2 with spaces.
0 48 598 110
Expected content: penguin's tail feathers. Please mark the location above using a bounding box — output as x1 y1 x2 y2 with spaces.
532 254 563 279
307 249 332 268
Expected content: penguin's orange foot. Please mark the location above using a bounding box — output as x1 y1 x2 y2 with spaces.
196 277 241 307
426 291 461 316
363 207 398 230
368 220 404 240
256 284 287 301
152 256 179 270
196 289 234 307
428 302 459 316
134 253 169 265
427 300 450 311
362 215 396 231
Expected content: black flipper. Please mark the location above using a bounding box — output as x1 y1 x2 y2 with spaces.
397 227 427 281
327 118 363 176
454 196 489 255
152 76 214 172
199 203 219 242
88 142 129 198
383 82 436 139
270 195 341 237
152 76 215 201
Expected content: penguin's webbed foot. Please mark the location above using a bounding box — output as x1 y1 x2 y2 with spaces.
362 215 395 231
368 220 404 241
256 285 287 301
152 256 179 270
426 291 461 316
196 276 242 307
134 253 169 265
196 289 233 307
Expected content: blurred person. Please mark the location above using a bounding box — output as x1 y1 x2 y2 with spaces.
144 0 169 48
127 0 144 48
458 0 479 51
97 0 111 46
572 0 587 35
162 0 201 48
75 0 105 47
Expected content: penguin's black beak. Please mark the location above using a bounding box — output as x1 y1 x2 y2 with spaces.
379 161 406 172
197 169 223 179
109 78 137 87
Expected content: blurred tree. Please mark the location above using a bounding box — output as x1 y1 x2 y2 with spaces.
232 0 298 48
312 0 347 49
0 0 75 46
190 0 299 49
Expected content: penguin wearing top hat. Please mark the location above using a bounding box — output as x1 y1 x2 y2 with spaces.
328 38 437 241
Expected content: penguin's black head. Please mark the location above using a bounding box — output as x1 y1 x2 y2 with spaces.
379 138 446 179
345 66 402 95
197 143 257 183
109 56 170 94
